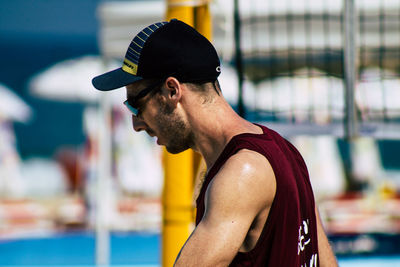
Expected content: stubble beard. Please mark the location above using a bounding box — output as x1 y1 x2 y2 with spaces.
157 101 194 154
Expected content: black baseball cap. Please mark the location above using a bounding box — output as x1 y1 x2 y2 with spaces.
92 19 221 91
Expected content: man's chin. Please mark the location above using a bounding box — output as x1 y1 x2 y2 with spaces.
165 145 189 155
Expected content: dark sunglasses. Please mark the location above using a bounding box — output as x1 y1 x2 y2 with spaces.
123 80 163 116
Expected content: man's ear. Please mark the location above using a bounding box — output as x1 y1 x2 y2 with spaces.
164 77 182 105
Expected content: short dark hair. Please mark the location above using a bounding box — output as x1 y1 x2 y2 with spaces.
187 79 221 95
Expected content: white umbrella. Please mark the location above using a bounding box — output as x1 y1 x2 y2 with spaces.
0 83 32 198
245 69 344 124
356 68 400 120
29 55 121 265
29 55 125 104
0 83 32 123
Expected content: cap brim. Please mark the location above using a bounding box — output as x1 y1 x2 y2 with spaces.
92 68 143 91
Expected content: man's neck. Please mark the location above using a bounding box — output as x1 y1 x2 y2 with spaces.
188 101 262 170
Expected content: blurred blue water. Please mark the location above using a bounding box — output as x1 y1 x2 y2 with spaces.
339 256 400 267
0 231 160 266
0 232 399 266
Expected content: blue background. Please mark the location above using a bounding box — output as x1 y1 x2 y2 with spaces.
0 0 101 158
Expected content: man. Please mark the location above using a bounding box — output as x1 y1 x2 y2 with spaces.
92 19 338 266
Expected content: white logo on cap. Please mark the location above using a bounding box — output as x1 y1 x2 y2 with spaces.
216 66 221 72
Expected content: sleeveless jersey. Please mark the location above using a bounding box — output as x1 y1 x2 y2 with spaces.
195 124 319 267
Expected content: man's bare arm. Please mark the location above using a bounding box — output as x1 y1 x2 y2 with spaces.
174 150 276 266
315 206 338 267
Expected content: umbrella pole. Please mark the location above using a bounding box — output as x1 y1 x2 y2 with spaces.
96 92 111 265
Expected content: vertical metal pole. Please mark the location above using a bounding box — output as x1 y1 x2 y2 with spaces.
234 0 245 117
96 91 111 265
163 1 210 266
166 0 194 23
343 0 358 139
162 150 194 267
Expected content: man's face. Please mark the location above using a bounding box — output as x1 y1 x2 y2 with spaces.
125 80 194 154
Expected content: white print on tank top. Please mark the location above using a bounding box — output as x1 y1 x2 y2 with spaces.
298 219 311 254
302 253 318 267
298 219 318 267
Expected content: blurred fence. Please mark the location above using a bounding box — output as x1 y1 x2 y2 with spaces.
232 0 400 138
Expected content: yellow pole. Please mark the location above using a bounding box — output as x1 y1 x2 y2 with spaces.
166 0 194 24
162 149 195 267
163 1 211 266
194 3 212 39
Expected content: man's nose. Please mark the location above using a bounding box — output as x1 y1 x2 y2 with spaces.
132 115 146 132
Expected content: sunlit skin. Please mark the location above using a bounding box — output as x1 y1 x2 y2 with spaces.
125 79 194 154
125 77 338 267
125 77 262 163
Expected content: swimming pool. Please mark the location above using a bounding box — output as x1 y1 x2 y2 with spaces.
0 231 159 266
0 231 399 266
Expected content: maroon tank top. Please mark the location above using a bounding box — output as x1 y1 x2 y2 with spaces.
195 124 319 266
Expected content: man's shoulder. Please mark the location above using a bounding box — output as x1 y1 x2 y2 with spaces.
209 149 276 201
202 148 276 233
226 149 274 180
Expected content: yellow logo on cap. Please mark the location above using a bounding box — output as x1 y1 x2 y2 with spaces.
122 58 138 75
